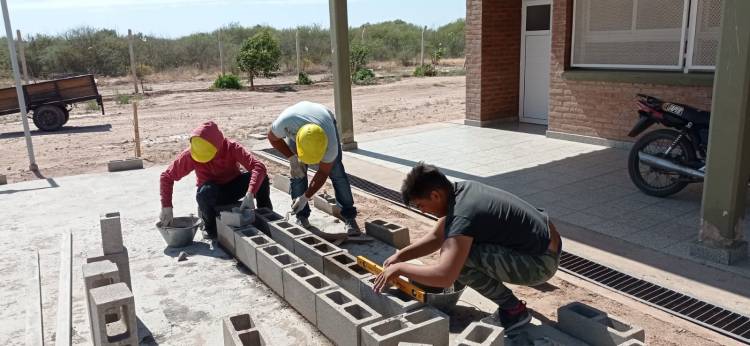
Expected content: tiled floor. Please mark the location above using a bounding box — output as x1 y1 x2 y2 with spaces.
345 122 750 277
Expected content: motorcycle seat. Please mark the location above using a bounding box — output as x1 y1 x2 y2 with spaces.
681 106 711 126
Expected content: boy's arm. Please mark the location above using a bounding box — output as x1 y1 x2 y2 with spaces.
374 234 473 291
384 217 446 267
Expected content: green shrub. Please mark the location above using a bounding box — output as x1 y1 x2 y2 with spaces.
296 71 313 85
213 73 243 89
84 100 100 111
115 92 131 105
349 43 370 74
352 68 376 85
413 64 437 77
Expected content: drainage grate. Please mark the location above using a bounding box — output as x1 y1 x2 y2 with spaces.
259 148 750 344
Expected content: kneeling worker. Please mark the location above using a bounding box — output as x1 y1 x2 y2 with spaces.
267 101 363 237
159 121 272 238
374 163 561 331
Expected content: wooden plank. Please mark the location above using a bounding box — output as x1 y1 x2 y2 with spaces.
25 250 44 346
55 232 72 346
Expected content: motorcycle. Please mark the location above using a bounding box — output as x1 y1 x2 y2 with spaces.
627 94 710 197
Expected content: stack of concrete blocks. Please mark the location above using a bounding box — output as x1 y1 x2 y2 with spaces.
313 192 342 219
359 276 424 317
268 220 310 252
292 234 343 272
236 233 276 274
316 288 383 346
361 307 449 346
83 261 121 342
365 220 411 249
272 173 291 193
87 212 132 289
216 215 259 257
107 158 144 172
323 252 374 298
253 208 284 236
558 302 645 346
455 321 504 346
256 244 303 296
282 263 338 325
88 283 138 346
0 174 6 185
222 313 263 346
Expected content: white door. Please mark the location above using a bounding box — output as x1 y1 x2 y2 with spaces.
520 1 552 125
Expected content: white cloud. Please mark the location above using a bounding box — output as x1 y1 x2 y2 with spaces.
14 0 331 11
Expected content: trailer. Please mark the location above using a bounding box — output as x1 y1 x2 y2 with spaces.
0 74 104 131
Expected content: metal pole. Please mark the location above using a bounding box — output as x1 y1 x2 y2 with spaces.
295 29 301 77
16 29 28 84
329 0 356 150
133 102 141 157
2 0 37 171
420 26 425 66
218 29 225 75
128 29 139 94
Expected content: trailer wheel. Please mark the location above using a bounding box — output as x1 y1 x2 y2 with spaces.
33 105 66 131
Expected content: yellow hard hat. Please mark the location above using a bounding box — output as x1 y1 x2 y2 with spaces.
296 124 328 164
190 136 217 163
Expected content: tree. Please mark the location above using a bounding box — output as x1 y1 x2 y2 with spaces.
236 30 281 90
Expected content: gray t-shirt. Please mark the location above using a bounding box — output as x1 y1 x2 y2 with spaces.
271 101 339 163
445 181 551 255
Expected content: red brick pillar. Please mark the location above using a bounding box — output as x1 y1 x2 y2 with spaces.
465 0 522 127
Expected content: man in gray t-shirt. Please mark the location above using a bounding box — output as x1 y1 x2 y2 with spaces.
267 101 363 236
373 163 562 332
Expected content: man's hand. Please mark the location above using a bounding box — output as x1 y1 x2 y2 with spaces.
383 251 402 268
240 193 255 210
159 207 173 226
289 155 307 178
373 263 401 293
291 195 310 214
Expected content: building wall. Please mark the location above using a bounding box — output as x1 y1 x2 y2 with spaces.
548 0 714 142
466 0 522 126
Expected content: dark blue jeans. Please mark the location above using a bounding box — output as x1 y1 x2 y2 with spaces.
288 130 357 221
196 173 272 235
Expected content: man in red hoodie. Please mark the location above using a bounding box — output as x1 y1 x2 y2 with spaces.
159 121 272 239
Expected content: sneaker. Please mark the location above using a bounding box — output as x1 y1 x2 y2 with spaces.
296 216 311 229
481 301 531 332
344 219 362 236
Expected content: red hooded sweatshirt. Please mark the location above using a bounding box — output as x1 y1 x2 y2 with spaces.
160 121 267 208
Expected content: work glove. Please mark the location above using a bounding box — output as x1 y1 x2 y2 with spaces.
240 192 255 210
289 155 307 179
291 195 310 214
159 207 173 226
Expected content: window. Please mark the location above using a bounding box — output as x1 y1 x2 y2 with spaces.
572 0 723 71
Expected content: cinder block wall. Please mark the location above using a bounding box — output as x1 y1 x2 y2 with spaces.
465 0 522 126
548 0 714 142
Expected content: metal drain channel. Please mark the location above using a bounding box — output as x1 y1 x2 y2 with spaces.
260 148 750 344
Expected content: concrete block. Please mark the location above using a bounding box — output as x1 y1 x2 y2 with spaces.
272 173 291 193
313 192 342 219
100 212 124 255
361 307 449 346
282 264 337 325
0 174 6 185
292 234 343 272
253 208 284 236
268 220 309 252
222 313 264 346
88 283 137 346
86 247 131 290
256 244 302 296
323 252 373 298
220 208 254 227
359 276 423 317
217 215 258 257
690 240 748 265
316 288 383 346
512 322 588 346
236 234 275 274
558 302 645 345
365 219 410 249
107 158 143 172
83 260 121 343
455 321 504 346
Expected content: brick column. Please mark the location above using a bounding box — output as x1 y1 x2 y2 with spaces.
465 0 522 127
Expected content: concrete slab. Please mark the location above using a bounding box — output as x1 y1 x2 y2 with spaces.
361 307 449 346
292 234 343 272
323 251 374 298
316 288 383 346
282 263 337 325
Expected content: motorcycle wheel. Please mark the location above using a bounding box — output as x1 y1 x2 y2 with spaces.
628 129 697 197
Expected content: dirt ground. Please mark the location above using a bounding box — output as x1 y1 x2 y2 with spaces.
0 75 465 183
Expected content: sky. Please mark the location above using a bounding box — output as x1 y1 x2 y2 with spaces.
8 0 466 38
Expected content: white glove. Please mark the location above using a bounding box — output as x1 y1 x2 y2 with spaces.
291 195 310 214
159 207 173 226
289 155 307 179
240 192 255 210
